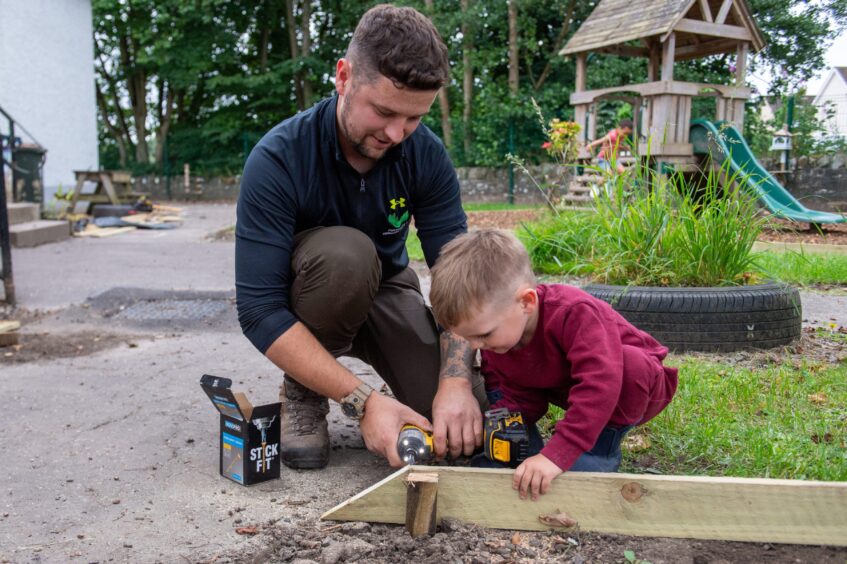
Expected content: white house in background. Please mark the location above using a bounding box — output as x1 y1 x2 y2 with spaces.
0 0 98 199
813 67 847 139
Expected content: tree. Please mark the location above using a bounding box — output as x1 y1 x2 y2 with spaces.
92 0 847 174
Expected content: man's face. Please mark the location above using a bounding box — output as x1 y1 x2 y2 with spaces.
335 59 438 162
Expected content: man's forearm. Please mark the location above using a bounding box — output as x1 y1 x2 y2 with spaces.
439 331 474 381
265 321 361 401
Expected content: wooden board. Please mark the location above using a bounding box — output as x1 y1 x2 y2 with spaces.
0 332 19 347
322 466 847 546
0 320 21 334
75 226 136 238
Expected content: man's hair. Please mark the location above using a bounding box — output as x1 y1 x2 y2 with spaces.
430 229 536 329
346 4 449 90
619 119 634 130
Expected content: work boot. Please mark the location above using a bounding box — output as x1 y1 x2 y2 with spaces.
280 377 330 469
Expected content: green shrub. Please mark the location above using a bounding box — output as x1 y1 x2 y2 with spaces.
521 157 767 286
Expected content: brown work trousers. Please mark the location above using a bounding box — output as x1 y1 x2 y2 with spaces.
286 226 485 418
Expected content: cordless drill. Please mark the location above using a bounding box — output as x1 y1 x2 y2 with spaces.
396 408 529 467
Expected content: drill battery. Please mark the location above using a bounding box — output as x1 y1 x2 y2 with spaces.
483 407 529 468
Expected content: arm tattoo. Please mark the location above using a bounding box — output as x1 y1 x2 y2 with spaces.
439 331 474 380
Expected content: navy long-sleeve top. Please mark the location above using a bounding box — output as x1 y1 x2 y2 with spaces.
236 95 467 353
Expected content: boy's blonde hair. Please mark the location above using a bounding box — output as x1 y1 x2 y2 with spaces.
430 229 536 328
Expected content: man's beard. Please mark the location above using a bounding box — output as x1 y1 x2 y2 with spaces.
339 89 390 161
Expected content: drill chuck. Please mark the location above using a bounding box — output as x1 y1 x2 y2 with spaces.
397 424 434 465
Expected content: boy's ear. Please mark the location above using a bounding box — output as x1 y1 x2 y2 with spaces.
517 288 538 313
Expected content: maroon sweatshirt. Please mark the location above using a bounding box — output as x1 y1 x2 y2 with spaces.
482 284 678 471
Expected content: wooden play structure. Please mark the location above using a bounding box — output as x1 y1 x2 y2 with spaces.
562 0 764 172
560 0 847 224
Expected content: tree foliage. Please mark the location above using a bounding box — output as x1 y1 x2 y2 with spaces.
92 0 847 175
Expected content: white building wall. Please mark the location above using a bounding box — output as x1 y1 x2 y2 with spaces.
0 0 98 197
814 71 847 139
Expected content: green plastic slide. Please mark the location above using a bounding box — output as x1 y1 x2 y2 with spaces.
689 118 846 224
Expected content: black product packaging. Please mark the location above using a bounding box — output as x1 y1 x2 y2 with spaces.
200 374 281 486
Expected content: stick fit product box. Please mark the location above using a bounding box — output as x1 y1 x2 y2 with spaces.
200 374 281 486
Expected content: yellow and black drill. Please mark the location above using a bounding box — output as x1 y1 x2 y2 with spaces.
397 408 529 468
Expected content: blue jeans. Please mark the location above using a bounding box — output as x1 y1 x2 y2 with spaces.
471 389 633 472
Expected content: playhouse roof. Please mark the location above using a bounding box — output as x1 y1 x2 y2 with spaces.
561 0 765 59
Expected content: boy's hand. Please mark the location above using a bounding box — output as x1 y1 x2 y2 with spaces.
513 454 563 501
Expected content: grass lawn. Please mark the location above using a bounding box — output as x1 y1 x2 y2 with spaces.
537 335 847 482
754 251 847 286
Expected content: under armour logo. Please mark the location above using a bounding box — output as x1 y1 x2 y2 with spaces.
389 198 406 209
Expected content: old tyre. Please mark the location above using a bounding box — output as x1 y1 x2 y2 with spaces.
583 283 802 353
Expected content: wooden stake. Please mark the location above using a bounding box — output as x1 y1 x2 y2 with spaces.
405 472 439 538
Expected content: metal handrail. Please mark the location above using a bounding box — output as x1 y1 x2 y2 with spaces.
0 105 42 147
0 153 15 305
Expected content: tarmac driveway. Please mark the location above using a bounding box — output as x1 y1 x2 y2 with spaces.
1 202 844 562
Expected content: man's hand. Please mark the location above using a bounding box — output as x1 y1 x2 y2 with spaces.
432 378 483 459
432 331 482 459
513 454 563 501
359 392 431 468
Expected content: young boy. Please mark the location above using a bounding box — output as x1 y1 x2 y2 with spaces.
586 119 633 174
429 229 677 501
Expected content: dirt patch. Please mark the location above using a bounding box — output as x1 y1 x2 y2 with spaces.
194 210 847 246
212 518 846 563
467 209 546 230
0 330 148 364
758 218 847 246
676 328 847 370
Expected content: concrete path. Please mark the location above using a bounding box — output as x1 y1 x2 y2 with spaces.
1 202 845 562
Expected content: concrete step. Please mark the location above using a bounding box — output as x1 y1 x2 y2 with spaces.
562 194 594 203
567 185 593 194
10 220 71 248
6 202 40 225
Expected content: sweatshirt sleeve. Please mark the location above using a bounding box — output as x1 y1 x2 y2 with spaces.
411 135 467 268
540 302 624 471
235 143 300 353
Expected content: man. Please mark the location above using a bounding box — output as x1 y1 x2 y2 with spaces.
236 4 485 470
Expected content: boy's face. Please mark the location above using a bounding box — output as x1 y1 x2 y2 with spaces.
450 288 538 354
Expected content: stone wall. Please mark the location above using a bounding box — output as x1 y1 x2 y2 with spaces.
132 175 241 201
130 157 847 212
781 154 847 213
131 165 564 204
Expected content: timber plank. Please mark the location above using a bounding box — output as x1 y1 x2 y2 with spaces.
321 466 410 524
0 320 21 334
322 466 847 546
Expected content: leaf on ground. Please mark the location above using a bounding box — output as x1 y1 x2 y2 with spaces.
808 392 827 405
538 510 578 528
622 433 651 452
511 531 521 545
